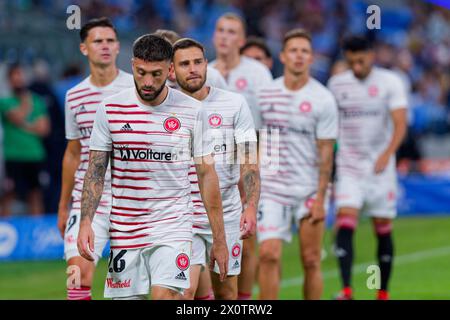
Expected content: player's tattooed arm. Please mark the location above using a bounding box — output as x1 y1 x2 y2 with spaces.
80 150 110 223
316 139 335 201
238 141 260 208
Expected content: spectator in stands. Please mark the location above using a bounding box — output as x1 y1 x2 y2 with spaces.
0 63 50 216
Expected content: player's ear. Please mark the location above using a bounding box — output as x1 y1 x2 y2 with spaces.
80 42 88 56
116 41 120 55
279 51 285 65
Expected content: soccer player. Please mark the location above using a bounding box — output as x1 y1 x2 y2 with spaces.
57 17 133 300
328 36 408 300
172 38 259 300
257 29 338 300
211 12 273 299
241 36 273 71
77 34 228 300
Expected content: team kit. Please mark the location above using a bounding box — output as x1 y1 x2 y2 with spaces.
58 14 408 301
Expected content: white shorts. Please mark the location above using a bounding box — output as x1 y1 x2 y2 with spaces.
64 208 110 264
104 241 192 298
191 226 242 276
335 172 397 219
257 190 330 244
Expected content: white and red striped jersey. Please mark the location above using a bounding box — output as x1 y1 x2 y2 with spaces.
258 77 338 206
188 87 257 232
328 67 408 178
209 56 273 129
89 86 213 249
65 70 133 213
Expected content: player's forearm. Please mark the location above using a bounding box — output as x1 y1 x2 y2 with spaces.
316 140 335 201
59 148 80 210
80 150 109 223
197 170 226 243
238 142 260 207
386 120 407 156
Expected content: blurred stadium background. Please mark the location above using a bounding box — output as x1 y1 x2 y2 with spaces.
0 0 449 299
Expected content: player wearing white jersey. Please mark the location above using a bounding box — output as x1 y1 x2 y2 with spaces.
57 18 133 301
77 34 228 300
171 38 259 300
257 29 338 300
211 12 272 300
328 36 408 301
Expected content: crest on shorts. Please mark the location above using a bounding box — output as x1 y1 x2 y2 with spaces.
231 243 241 258
368 85 378 97
208 113 223 128
235 78 248 90
163 117 181 133
299 101 312 113
176 253 190 271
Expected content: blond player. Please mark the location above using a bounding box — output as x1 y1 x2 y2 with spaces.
257 29 338 300
77 34 228 300
57 17 133 300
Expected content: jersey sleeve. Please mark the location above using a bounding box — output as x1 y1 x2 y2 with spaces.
89 102 112 152
234 95 257 144
316 94 338 140
64 93 82 140
192 105 214 158
387 73 408 110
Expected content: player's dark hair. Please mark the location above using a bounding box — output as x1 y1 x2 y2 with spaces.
79 17 117 42
240 36 272 58
132 34 173 62
153 29 181 45
342 35 373 52
173 38 205 57
282 28 312 50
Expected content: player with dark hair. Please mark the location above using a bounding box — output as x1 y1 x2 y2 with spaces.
328 35 408 300
241 36 273 71
77 34 228 300
57 17 133 300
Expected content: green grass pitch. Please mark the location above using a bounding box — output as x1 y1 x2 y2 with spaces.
1 215 449 300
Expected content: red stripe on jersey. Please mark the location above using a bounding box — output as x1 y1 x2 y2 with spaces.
108 120 156 124
110 219 149 226
105 104 138 108
111 166 154 173
113 141 152 146
111 183 153 190
107 111 150 115
112 174 150 180
110 243 153 249
76 111 96 117
112 205 153 212
110 233 150 240
110 226 153 233
78 120 94 125
70 100 101 110
110 130 190 138
111 212 150 217
113 195 181 201
68 88 90 96
68 92 101 102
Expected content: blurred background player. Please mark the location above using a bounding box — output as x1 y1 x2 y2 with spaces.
57 17 133 300
172 38 259 300
241 36 274 72
0 63 50 216
211 12 273 300
328 35 408 300
153 29 228 90
257 29 338 300
78 34 228 300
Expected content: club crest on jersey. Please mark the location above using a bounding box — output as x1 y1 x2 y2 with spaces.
208 113 223 128
176 253 190 271
368 85 378 97
305 198 315 209
235 78 248 90
299 101 312 113
164 117 181 133
231 243 241 258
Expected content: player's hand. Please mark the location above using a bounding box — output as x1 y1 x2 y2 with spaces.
77 219 95 262
240 204 257 239
308 198 326 225
209 240 229 282
57 205 69 238
374 150 391 174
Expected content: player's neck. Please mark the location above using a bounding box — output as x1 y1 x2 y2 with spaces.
284 71 309 91
184 86 210 101
89 64 119 87
217 53 241 71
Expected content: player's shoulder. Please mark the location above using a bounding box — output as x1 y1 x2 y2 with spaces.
66 76 91 96
309 77 334 97
373 67 403 84
256 76 282 93
327 70 354 87
241 56 271 74
207 65 222 78
102 87 135 105
211 86 244 102
169 87 202 108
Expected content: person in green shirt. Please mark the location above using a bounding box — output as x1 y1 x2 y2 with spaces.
0 63 50 216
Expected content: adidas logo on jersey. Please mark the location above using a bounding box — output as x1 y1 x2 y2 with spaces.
175 271 187 281
79 105 87 113
121 123 133 131
232 260 240 269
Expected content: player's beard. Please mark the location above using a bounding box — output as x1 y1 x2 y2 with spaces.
134 79 166 102
176 72 206 94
